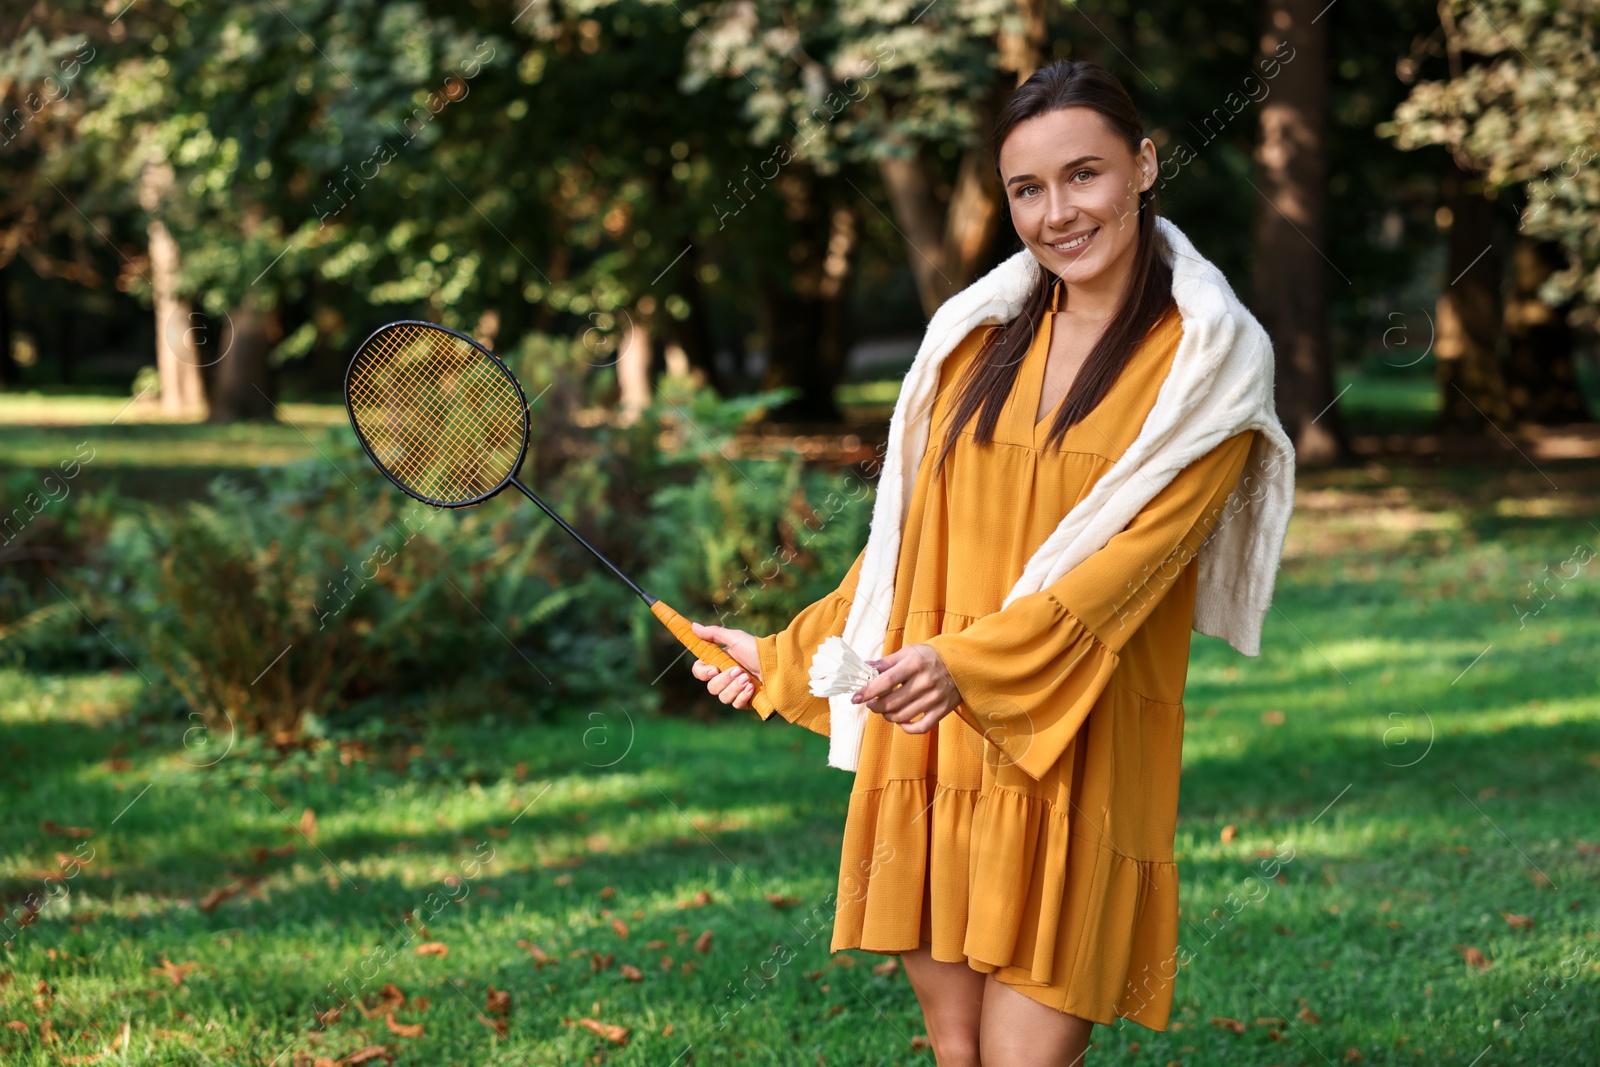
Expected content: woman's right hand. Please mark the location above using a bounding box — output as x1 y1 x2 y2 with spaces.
689 622 762 709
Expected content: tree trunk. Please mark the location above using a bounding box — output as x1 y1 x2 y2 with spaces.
1251 0 1347 466
1433 159 1510 429
670 247 727 394
209 296 276 422
616 305 652 425
139 154 208 419
0 265 16 387
1502 236 1585 425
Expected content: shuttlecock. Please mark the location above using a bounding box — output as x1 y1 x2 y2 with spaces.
808 636 880 697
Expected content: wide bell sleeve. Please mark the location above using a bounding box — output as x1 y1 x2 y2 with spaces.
923 429 1258 780
749 545 868 738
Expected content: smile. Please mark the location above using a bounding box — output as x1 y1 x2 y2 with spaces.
1048 228 1098 254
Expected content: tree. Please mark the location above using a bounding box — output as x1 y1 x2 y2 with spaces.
1251 0 1349 466
1383 0 1599 427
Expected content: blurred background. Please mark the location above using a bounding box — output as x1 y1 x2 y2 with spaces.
2 2 1597 1065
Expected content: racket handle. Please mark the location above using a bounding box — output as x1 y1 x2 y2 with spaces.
649 599 777 719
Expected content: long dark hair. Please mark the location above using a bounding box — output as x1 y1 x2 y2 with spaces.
928 59 1174 481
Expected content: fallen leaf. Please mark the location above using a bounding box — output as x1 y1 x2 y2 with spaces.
590 952 614 972
871 958 899 976
104 758 133 772
1220 825 1237 844
577 1017 630 1045
383 1013 423 1039
40 821 93 839
248 847 270 865
1261 709 1285 726
1344 1049 1364 1062
678 890 712 908
1210 1016 1246 1034
299 808 318 840
645 939 666 950
377 984 406 1010
198 883 241 913
4 1021 28 1032
620 964 642 981
611 918 629 939
414 942 448 957
484 985 511 1018
486 826 509 838
694 930 714 953
150 959 196 986
766 893 801 908
1526 869 1554 889
1255 1017 1288 1028
1502 912 1535 930
337 1046 392 1066
516 940 553 965
1297 1005 1322 1025
911 1035 932 1051
1454 944 1491 971
1576 840 1600 855
476 1013 508 1038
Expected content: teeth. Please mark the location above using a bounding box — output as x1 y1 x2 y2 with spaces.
1051 229 1095 251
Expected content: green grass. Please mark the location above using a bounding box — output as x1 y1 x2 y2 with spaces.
3 456 1599 1065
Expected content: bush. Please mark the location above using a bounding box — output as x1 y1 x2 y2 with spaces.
86 331 873 739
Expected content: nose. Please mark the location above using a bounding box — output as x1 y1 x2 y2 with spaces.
1044 188 1079 233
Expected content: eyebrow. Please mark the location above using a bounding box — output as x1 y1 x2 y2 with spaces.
1005 155 1105 188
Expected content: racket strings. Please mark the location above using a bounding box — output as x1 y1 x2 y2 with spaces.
347 324 526 503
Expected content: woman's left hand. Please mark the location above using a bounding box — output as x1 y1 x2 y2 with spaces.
850 644 963 735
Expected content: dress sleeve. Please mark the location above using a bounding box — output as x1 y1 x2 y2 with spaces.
923 429 1258 780
750 545 868 738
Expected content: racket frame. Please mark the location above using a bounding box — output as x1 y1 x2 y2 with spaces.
343 318 532 510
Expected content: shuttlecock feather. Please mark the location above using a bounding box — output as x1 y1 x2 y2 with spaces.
808 636 880 697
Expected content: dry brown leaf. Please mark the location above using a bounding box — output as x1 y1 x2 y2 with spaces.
693 929 714 953
484 985 511 1018
576 1017 630 1045
476 1013 508 1038
611 918 629 939
1219 825 1238 844
315 1005 343 1027
516 939 553 966
1255 1016 1288 1028
1344 1049 1364 1062
1261 709 1285 726
620 964 642 982
383 1013 423 1039
40 821 93 839
486 826 509 839
1502 912 1535 930
765 893 801 908
247 847 270 865
911 1036 932 1051
150 959 196 986
677 889 712 908
198 883 241 913
599 886 615 900
1297 1005 1322 1025
1526 869 1554 889
590 952 615 972
272 843 296 857
4 1021 29 1032
377 984 406 1009
1210 1016 1246 1034
299 808 318 840
414 942 449 957
337 1046 393 1066
644 939 666 950
1576 840 1600 855
871 958 899 977
1454 944 1491 971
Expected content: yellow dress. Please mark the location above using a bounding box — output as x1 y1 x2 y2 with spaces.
752 275 1257 1032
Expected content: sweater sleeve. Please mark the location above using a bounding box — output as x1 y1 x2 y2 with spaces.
923 429 1257 779
750 545 868 738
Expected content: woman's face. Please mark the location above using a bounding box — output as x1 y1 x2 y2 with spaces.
998 106 1157 297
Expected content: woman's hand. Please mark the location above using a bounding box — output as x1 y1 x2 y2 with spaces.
688 621 762 710
850 643 963 735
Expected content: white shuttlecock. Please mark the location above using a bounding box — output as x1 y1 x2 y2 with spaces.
808 635 880 697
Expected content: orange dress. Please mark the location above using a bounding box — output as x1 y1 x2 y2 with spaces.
752 276 1256 1032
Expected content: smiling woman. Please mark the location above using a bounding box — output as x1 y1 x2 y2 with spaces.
690 57 1291 1067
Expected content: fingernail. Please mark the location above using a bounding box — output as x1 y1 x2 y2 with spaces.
850 694 862 703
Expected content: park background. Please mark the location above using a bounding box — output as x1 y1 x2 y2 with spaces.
2 0 1598 1064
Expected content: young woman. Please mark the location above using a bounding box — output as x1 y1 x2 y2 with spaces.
690 59 1282 1066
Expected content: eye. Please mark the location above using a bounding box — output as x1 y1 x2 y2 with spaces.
1015 183 1040 198
1071 168 1095 183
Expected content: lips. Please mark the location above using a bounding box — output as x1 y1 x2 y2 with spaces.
1048 227 1099 254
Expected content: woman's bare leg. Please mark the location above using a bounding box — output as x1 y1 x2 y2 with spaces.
898 945 986 1066
978 974 1095 1066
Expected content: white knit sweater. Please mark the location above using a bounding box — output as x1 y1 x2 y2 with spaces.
823 216 1297 772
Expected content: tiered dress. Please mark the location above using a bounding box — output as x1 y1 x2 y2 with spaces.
752 275 1257 1031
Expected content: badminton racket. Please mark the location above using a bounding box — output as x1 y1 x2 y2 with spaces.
343 319 775 716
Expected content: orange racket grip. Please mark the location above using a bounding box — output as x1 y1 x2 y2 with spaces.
649 599 777 718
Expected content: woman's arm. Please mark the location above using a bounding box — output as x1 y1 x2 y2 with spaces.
876 429 1258 779
746 544 868 737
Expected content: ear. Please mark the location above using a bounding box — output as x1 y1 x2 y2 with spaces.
1136 138 1158 193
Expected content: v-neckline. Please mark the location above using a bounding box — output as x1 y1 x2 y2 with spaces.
1030 277 1070 443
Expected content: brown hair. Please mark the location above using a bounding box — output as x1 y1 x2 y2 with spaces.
927 59 1174 481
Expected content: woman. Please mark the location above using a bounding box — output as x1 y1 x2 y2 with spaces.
689 59 1291 1066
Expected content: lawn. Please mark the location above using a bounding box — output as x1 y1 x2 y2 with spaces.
2 453 1597 1065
